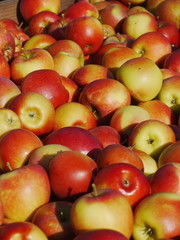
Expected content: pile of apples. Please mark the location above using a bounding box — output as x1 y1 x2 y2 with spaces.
0 0 180 239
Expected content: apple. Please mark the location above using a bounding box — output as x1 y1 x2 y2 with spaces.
127 6 152 15
19 0 61 22
96 143 144 170
157 20 180 49
0 108 22 138
156 75 180 115
10 48 54 85
98 3 128 32
101 46 139 77
122 12 157 39
154 0 180 30
28 10 61 36
71 64 114 87
158 141 180 167
70 187 134 239
7 92 55 136
65 16 104 56
102 23 116 39
23 33 56 50
131 31 172 67
163 49 180 73
138 99 175 125
73 229 128 240
32 201 75 240
21 69 69 108
120 0 146 6
110 105 151 144
0 76 21 108
146 0 165 13
161 68 179 80
132 149 158 176
47 17 70 40
0 53 10 78
49 150 98 200
102 33 134 47
0 27 15 62
53 102 97 131
116 57 163 102
150 162 180 194
128 119 176 160
0 164 50 221
89 125 121 148
28 144 71 172
64 1 99 21
132 192 180 239
43 126 103 160
0 221 48 239
0 128 43 172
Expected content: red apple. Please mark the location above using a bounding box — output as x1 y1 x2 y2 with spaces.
121 0 146 6
28 11 61 36
94 162 151 208
163 49 180 73
43 126 103 160
65 16 104 55
127 5 152 15
32 201 75 240
7 92 55 136
21 69 69 108
0 164 50 221
150 162 180 194
49 150 98 200
131 31 172 67
132 192 180 239
0 221 48 239
70 187 134 239
53 102 97 131
161 68 179 80
102 23 116 39
79 78 131 125
73 229 128 240
0 128 43 172
0 27 15 62
0 53 11 78
128 119 176 160
158 141 180 167
10 48 54 85
146 0 165 13
96 143 144 170
47 17 70 40
19 0 61 22
89 125 121 148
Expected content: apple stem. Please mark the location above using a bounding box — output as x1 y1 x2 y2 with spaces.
91 183 98 197
6 162 12 171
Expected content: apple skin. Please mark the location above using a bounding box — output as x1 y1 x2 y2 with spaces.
154 0 180 30
94 162 151 208
163 49 180 73
120 0 146 5
0 108 22 138
28 144 71 172
0 221 49 239
32 201 75 240
131 31 172 67
43 126 103 160
0 27 15 62
28 11 61 36
73 229 128 240
70 187 134 239
89 125 121 148
0 76 21 108
145 0 165 13
132 192 180 239
10 48 54 85
156 75 180 115
96 143 144 171
150 162 180 194
0 53 10 78
65 16 104 56
161 68 179 80
0 128 43 172
71 64 114 87
23 33 56 50
122 12 157 39
49 150 98 200
21 69 69 108
79 78 131 125
53 102 97 131
19 0 61 22
138 100 175 125
158 141 180 167
128 119 176 160
0 164 51 221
